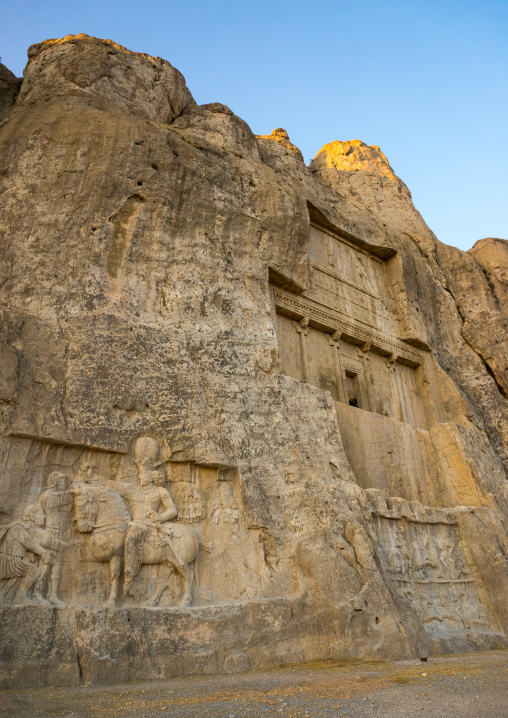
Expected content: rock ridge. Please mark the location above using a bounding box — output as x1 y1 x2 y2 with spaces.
17 33 195 124
0 62 21 123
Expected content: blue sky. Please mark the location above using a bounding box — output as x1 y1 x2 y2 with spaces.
1 0 507 251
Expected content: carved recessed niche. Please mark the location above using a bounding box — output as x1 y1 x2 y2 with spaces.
366 491 494 635
271 222 427 426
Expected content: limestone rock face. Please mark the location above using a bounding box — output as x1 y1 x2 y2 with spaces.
310 139 434 242
311 138 508 479
171 102 262 160
467 237 508 392
21 34 194 123
258 127 305 162
0 35 508 688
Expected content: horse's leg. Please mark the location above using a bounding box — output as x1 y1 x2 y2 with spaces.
154 563 175 605
106 555 122 606
144 564 173 606
143 564 160 606
178 563 194 607
124 577 133 599
123 525 147 599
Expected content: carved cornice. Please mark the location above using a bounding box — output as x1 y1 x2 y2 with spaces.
272 287 423 367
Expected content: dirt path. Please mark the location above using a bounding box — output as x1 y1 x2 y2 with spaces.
1 650 507 717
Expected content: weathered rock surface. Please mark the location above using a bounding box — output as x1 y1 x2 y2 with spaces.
21 34 194 122
0 63 21 123
0 35 507 688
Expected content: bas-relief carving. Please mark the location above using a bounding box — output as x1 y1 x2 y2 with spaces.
118 436 199 606
36 471 73 604
0 434 268 608
367 492 491 635
0 469 71 606
0 502 67 605
272 222 431 443
70 435 200 608
273 286 422 368
307 225 393 335
197 479 266 602
0 430 496 636
72 478 130 605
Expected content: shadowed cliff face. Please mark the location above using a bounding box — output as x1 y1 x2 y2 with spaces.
0 35 507 688
0 63 21 123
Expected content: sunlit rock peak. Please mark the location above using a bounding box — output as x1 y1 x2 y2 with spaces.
311 139 398 181
257 127 304 161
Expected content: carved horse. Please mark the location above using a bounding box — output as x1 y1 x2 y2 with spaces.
72 485 199 606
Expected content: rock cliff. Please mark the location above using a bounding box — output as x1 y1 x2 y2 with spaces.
0 63 21 123
0 34 507 688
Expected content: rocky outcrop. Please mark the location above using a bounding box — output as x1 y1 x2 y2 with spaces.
0 63 21 123
310 139 433 241
20 34 194 122
0 35 507 688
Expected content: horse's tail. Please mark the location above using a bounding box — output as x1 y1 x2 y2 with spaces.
192 542 213 602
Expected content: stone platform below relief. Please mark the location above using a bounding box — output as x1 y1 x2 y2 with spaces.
1 598 505 689
0 599 311 688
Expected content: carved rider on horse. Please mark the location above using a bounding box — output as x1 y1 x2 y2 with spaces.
114 436 183 594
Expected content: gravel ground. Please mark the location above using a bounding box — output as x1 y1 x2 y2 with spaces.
1 649 507 717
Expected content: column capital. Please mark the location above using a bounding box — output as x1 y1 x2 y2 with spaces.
295 317 309 334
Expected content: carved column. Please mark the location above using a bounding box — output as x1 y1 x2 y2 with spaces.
359 343 373 412
387 354 405 422
327 331 347 403
295 317 310 383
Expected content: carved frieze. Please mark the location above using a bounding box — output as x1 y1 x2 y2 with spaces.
0 433 266 608
366 491 491 635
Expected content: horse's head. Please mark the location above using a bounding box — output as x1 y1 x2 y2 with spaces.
72 486 98 533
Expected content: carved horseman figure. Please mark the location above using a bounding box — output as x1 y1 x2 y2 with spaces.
72 436 199 605
72 471 131 606
115 436 193 600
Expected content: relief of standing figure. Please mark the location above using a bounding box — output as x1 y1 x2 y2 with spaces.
36 471 73 605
